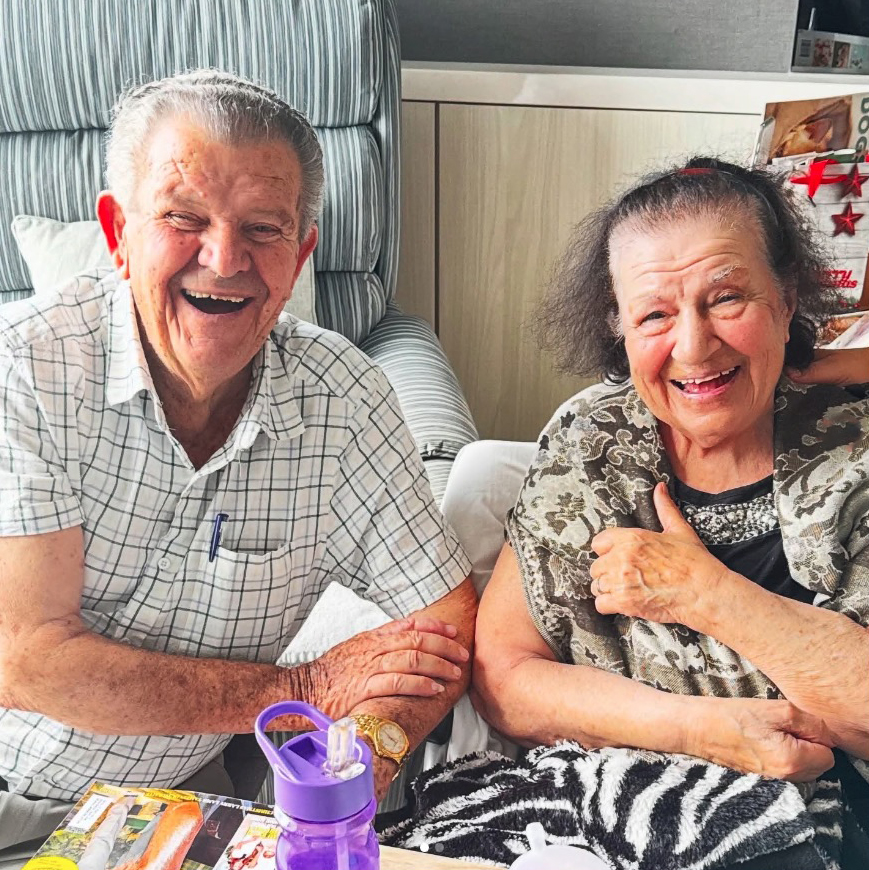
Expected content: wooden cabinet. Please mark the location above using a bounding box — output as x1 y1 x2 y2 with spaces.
399 94 763 440
437 105 759 441
396 101 436 326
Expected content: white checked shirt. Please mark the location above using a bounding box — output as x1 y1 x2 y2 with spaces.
0 272 470 800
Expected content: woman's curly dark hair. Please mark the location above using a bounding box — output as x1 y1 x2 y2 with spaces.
535 156 839 383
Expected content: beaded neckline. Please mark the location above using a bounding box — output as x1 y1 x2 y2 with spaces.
674 476 778 546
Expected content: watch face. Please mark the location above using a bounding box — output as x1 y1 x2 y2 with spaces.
379 722 408 754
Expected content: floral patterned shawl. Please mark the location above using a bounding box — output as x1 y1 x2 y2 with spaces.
506 377 869 782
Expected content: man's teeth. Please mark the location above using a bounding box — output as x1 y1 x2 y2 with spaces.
677 367 736 385
184 290 246 303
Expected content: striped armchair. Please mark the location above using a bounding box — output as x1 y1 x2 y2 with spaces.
0 0 476 498
0 0 477 805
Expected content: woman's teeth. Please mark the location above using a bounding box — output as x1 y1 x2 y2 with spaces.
672 367 738 392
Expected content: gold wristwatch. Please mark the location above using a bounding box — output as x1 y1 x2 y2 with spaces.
350 714 410 767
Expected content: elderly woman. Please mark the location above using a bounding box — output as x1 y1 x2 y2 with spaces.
461 158 869 863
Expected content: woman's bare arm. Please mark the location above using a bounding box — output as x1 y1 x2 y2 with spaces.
590 485 869 760
471 543 835 781
472 544 690 752
691 568 869 759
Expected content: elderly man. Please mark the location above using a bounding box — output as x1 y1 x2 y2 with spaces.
0 70 476 855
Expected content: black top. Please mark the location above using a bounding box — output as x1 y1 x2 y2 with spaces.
673 475 815 605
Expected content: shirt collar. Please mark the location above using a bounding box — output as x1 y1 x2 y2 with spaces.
246 335 306 444
105 276 157 408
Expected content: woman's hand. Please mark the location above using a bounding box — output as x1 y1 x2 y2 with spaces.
687 697 835 782
589 482 730 626
788 347 869 386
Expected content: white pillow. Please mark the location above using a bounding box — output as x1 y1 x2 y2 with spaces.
10 215 317 324
11 215 112 290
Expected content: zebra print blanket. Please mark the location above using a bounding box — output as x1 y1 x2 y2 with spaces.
381 743 845 869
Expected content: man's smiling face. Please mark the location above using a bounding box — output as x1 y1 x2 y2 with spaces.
103 117 317 399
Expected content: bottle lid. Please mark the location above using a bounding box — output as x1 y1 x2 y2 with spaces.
509 823 610 869
255 701 374 823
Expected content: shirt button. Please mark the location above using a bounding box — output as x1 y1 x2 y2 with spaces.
157 557 172 571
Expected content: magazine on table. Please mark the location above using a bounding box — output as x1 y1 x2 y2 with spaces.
23 781 279 870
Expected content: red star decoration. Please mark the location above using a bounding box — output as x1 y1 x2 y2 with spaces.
838 163 868 197
832 202 864 236
790 158 839 199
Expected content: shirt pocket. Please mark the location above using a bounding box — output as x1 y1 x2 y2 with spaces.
197 541 299 661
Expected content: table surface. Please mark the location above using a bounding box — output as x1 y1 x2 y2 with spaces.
381 845 493 868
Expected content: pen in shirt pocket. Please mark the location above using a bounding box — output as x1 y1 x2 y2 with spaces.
209 512 229 562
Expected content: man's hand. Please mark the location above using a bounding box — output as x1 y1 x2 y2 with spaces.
338 580 477 804
589 483 730 626
788 347 869 386
687 697 835 782
304 614 470 721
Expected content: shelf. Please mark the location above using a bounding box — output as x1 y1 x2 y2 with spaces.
402 62 869 115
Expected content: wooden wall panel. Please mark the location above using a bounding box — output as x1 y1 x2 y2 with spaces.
438 104 760 441
396 101 436 326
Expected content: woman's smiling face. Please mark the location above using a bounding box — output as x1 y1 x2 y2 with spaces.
610 212 794 450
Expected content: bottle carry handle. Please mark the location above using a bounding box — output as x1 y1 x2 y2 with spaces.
254 701 334 774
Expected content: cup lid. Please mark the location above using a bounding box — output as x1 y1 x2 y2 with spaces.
255 701 374 823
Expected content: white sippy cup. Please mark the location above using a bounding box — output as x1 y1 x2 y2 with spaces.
509 822 610 869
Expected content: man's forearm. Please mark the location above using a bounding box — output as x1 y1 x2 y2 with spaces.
694 571 869 756
2 619 316 734
3 574 477 742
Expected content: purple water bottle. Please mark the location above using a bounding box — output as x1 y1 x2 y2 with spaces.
255 702 380 870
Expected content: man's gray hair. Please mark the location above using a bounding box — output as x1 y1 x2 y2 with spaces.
105 69 324 238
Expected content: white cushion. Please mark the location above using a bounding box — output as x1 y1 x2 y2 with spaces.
277 581 390 666
11 215 111 292
10 215 317 324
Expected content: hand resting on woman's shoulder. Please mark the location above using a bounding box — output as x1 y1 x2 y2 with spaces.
788 347 869 386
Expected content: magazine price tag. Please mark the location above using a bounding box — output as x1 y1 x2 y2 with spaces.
63 793 114 834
